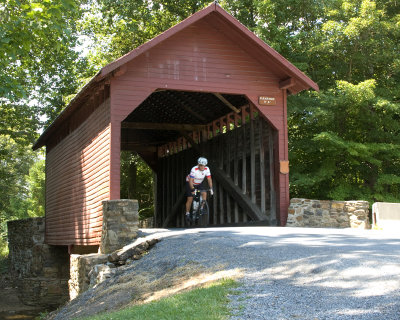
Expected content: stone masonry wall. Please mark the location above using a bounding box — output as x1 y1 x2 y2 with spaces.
100 200 140 254
69 253 109 300
287 198 370 229
69 238 159 300
7 217 70 308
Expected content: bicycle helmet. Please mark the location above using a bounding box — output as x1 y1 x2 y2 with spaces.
197 157 208 166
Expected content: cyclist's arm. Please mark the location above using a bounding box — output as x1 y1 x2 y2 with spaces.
189 177 195 192
207 176 213 190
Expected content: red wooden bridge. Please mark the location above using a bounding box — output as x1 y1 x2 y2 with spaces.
33 3 318 246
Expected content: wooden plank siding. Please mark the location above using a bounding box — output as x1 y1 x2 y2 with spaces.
110 19 288 224
45 98 111 245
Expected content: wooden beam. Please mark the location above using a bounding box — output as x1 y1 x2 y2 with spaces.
122 122 207 131
212 139 218 225
214 93 240 113
121 141 166 146
241 112 247 197
213 168 265 221
181 131 267 222
259 118 266 215
250 105 256 204
279 77 295 90
269 126 277 225
162 159 166 224
233 124 239 223
121 144 157 153
153 171 158 227
219 182 224 224
213 180 218 225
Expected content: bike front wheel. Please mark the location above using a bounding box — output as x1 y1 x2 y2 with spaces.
198 200 209 226
188 200 201 225
200 200 209 216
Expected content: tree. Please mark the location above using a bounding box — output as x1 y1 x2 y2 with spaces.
1 0 89 120
25 159 46 217
0 136 36 250
0 0 89 253
286 0 400 202
289 80 400 202
120 151 154 219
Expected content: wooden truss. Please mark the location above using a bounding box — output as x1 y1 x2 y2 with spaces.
153 104 277 228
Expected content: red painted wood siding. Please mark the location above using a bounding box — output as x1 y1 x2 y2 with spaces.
45 99 111 245
110 19 289 223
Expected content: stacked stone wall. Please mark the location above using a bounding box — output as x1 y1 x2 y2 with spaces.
69 253 110 300
287 198 370 229
7 217 69 308
100 200 139 254
69 238 159 299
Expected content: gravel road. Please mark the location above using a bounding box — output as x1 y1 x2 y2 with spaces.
50 226 400 320
139 227 400 320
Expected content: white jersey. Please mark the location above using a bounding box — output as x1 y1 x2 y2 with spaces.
186 166 211 185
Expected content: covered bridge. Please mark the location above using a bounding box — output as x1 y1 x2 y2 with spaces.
33 3 318 246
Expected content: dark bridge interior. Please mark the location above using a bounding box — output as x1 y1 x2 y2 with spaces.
121 90 248 158
121 89 278 228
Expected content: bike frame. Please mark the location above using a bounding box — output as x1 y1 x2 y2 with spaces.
189 189 211 224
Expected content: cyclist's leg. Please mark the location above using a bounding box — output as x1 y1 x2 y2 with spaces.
191 186 203 220
185 197 193 213
199 180 208 202
185 182 194 221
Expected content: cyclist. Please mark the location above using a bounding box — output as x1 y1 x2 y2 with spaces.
185 157 213 221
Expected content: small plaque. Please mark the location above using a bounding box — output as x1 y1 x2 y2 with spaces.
258 96 276 106
280 161 289 174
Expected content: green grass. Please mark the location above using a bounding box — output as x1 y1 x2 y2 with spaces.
79 278 239 320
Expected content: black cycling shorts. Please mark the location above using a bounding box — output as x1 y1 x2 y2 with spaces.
185 180 208 197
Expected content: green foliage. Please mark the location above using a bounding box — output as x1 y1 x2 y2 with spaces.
0 0 90 125
79 278 239 320
0 240 9 274
289 80 400 202
120 152 154 220
26 159 46 217
0 136 36 220
0 0 89 244
0 138 45 256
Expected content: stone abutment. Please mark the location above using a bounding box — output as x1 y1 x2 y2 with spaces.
7 200 142 308
7 217 70 308
287 198 370 229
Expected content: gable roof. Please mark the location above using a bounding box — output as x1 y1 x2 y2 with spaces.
33 2 318 150
96 2 318 91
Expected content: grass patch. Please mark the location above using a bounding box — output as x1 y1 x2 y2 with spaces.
80 278 239 320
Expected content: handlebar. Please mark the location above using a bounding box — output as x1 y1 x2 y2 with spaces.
192 188 214 196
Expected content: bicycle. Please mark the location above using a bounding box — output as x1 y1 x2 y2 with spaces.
188 189 211 225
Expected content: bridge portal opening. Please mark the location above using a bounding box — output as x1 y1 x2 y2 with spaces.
121 89 278 227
